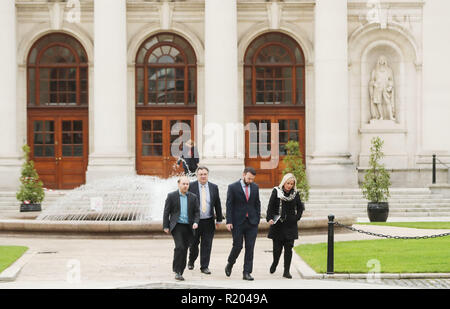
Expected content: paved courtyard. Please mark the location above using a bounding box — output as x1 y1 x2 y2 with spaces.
0 222 449 289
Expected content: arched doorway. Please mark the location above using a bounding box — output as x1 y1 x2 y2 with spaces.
135 33 197 178
27 33 89 189
244 32 306 188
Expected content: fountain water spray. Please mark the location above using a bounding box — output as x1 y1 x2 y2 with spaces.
37 173 238 222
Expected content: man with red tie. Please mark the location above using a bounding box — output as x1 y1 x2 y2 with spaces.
225 167 261 281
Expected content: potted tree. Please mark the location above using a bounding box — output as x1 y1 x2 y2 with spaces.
282 140 310 202
361 137 391 222
16 145 45 212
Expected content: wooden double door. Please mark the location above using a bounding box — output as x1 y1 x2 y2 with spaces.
136 112 195 178
245 109 305 188
27 110 88 189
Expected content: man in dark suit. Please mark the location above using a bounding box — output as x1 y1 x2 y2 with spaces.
187 166 223 274
163 176 200 281
225 167 261 281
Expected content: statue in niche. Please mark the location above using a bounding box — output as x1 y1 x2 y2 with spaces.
369 56 396 121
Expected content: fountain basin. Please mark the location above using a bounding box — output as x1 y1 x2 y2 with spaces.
0 216 356 235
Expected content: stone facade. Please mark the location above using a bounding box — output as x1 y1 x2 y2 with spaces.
0 0 449 190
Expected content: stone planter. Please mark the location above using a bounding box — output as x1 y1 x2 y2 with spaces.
367 202 389 222
20 203 42 212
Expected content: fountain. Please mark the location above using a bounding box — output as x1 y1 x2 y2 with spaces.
1 161 357 233
37 174 235 222
0 173 357 234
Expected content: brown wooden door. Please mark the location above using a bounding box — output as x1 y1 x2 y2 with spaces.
245 111 305 188
136 115 195 178
28 113 88 189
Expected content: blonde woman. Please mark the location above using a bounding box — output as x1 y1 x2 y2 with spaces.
266 173 305 278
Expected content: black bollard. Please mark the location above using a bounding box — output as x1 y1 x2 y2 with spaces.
327 214 335 275
432 154 436 184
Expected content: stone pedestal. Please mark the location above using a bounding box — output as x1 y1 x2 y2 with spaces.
359 120 408 168
429 184 450 198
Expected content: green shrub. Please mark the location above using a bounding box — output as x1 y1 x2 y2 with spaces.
282 140 310 202
16 145 45 204
361 137 391 203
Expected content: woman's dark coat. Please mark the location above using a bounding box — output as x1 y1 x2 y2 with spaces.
266 188 305 240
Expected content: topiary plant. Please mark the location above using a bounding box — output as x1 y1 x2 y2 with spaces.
282 140 310 202
16 145 45 205
361 137 391 203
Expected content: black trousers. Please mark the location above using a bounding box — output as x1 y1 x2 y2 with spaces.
189 218 215 270
272 238 295 272
227 218 258 274
171 223 194 275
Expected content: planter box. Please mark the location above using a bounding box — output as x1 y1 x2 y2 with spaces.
20 203 42 212
367 202 389 222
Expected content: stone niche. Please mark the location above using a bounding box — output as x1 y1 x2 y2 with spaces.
359 43 408 169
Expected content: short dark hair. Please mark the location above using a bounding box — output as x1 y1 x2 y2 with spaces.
196 166 209 174
243 167 256 176
177 176 189 184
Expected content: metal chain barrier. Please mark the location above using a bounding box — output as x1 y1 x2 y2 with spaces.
326 215 450 274
334 221 450 240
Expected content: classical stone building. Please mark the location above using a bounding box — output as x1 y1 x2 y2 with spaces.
1 0 449 191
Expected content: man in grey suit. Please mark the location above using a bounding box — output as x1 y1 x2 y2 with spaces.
187 166 223 274
163 176 200 281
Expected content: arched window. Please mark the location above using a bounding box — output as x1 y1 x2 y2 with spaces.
136 33 197 106
27 33 88 107
244 32 305 106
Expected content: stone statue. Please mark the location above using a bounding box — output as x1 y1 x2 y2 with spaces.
369 56 396 121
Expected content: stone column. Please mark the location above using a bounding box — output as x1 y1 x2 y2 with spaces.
0 0 21 190
308 0 357 188
422 0 450 156
202 0 244 179
86 0 135 182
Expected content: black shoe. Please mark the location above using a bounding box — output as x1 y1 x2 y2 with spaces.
225 263 233 277
243 273 254 281
175 273 185 281
188 262 194 270
201 268 211 275
283 271 292 279
270 263 277 274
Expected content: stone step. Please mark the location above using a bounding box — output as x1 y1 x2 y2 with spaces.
307 212 450 218
306 195 447 200
305 199 450 205
304 204 450 211
305 205 450 210
306 209 450 215
296 188 431 195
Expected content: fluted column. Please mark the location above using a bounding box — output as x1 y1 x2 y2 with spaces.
202 0 244 178
308 0 357 187
0 0 21 189
87 0 135 181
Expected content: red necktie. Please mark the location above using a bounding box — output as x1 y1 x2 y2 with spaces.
245 185 249 217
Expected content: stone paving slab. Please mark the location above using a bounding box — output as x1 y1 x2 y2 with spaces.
0 223 449 289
